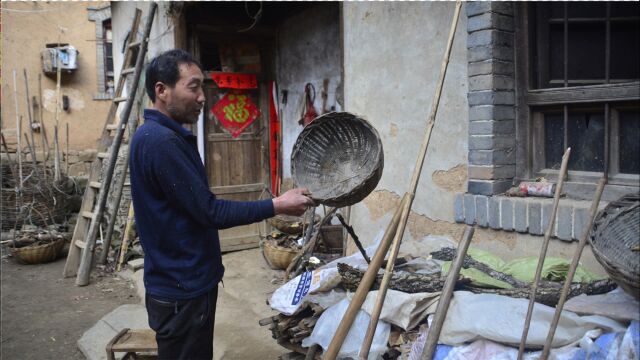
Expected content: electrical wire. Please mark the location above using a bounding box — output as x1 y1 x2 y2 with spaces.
238 1 262 33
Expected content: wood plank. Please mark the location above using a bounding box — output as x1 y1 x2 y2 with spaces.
527 81 640 105
111 329 157 352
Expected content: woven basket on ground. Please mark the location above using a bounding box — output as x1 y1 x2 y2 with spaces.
291 112 384 208
10 237 65 264
589 193 640 299
262 240 300 270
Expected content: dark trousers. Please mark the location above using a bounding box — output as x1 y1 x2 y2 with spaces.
146 286 218 360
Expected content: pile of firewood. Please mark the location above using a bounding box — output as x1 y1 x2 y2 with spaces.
260 305 324 354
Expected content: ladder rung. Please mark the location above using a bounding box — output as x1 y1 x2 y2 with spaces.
89 181 102 189
114 96 128 103
106 124 119 131
128 41 141 49
81 211 96 220
97 152 109 159
121 67 136 75
75 240 86 249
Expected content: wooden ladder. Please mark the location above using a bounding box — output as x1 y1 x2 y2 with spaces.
63 4 157 285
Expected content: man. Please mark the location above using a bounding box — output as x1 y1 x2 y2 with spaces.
129 49 314 359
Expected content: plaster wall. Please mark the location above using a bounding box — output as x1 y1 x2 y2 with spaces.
1 2 112 151
276 4 343 179
342 2 469 244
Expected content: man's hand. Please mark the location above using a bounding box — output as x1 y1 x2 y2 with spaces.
273 188 315 216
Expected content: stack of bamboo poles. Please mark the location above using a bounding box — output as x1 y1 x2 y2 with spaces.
2 65 72 232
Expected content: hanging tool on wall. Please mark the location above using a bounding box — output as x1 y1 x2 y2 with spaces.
299 83 317 126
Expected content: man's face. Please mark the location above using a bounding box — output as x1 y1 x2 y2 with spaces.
163 63 205 124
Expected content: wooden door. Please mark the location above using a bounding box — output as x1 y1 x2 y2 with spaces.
203 74 270 252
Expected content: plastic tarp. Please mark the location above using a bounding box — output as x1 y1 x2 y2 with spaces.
438 291 625 348
408 321 640 360
360 289 440 331
302 298 390 360
441 248 605 289
564 288 640 322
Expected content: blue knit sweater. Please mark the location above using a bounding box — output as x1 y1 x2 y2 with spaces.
129 109 274 299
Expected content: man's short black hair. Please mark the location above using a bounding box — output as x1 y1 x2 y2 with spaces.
145 49 203 103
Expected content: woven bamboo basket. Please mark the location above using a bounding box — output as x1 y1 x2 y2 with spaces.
291 112 384 208
262 240 300 270
10 237 65 264
589 193 640 299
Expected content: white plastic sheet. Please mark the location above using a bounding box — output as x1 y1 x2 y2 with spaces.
360 289 440 331
302 298 390 360
439 291 625 348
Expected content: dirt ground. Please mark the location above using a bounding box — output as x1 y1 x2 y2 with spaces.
1 245 295 360
0 246 138 360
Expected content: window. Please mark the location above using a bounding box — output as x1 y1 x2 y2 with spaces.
104 19 114 96
88 5 113 100
525 2 640 186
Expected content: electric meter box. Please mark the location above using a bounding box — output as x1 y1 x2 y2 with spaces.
41 44 79 75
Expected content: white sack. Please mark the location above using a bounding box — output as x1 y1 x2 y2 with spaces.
270 230 384 315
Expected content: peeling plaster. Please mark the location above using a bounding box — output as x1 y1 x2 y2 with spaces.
389 123 399 138
432 163 467 192
43 88 86 112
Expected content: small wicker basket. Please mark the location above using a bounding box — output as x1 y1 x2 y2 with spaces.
291 112 384 208
262 240 300 270
10 237 65 264
590 193 640 299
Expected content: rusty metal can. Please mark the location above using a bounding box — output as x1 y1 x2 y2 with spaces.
518 182 556 197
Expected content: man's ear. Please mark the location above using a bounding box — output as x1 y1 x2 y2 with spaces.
155 82 168 102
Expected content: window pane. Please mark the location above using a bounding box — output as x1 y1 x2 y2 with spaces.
567 23 606 82
567 3 606 18
619 111 640 174
611 22 640 80
610 3 640 18
567 112 605 172
548 24 565 87
544 114 565 169
544 111 606 171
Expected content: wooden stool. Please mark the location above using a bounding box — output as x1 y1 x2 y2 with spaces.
106 328 158 360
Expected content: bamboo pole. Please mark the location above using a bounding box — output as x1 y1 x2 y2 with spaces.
354 2 462 359
13 70 23 190
54 45 62 182
38 73 50 162
23 69 39 171
65 122 69 175
323 193 409 360
358 193 413 359
420 225 475 360
540 178 606 359
517 147 572 359
53 125 61 181
116 203 136 272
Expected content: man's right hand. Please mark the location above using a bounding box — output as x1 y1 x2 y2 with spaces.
273 188 315 216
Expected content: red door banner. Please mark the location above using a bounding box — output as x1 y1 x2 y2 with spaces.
269 81 280 195
210 72 258 89
211 92 260 138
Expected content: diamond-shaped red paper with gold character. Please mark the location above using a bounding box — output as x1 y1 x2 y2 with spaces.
211 92 260 138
